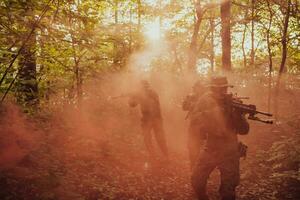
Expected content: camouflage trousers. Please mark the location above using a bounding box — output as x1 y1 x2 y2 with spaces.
191 150 240 200
141 118 168 158
188 122 206 169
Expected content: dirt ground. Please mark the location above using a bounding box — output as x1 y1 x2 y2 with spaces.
0 74 299 200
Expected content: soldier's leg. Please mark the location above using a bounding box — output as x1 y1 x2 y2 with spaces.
191 152 216 200
218 156 240 200
153 119 168 157
188 123 205 169
141 120 155 157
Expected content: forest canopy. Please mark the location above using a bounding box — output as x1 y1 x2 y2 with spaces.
0 0 299 106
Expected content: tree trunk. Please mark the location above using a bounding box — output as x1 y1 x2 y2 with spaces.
242 23 247 69
70 30 83 106
129 5 133 53
250 0 255 67
137 0 141 31
113 0 119 67
136 0 142 50
16 34 39 106
209 17 215 72
220 0 231 71
274 0 291 119
266 0 273 73
188 0 204 72
158 0 162 40
278 4 290 74
75 62 82 106
266 1 273 112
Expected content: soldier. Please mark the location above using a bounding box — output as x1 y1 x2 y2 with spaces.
182 80 207 169
191 76 249 200
128 80 169 162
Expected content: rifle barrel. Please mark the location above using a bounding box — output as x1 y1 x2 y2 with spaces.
256 110 273 117
236 97 249 100
232 102 272 117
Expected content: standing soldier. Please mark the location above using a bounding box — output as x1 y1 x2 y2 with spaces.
182 80 207 169
128 80 169 162
191 76 249 200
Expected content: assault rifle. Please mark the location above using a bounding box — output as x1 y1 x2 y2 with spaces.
225 94 273 124
185 95 250 120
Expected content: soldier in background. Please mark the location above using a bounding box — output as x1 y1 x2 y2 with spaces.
191 76 249 200
182 80 207 169
128 80 169 162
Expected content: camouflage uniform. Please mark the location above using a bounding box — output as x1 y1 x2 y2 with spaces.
128 80 168 159
182 80 207 169
191 77 249 200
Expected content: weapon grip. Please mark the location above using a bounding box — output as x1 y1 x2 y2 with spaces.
249 104 256 110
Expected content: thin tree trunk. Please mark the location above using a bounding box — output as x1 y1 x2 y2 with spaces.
266 19 273 72
268 72 272 112
267 33 273 73
242 23 247 69
129 5 132 53
274 0 291 119
75 62 82 106
113 0 119 66
188 0 204 72
250 0 255 67
278 4 290 74
266 1 273 112
70 30 82 106
72 53 82 105
137 0 141 31
209 17 215 72
158 0 162 39
220 0 231 71
136 0 142 49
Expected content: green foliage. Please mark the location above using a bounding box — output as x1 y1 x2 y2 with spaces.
240 119 300 199
0 0 299 105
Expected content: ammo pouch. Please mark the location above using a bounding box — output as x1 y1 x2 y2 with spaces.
238 142 248 158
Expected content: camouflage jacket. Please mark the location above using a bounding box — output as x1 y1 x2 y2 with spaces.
128 88 162 120
182 93 201 111
191 92 249 153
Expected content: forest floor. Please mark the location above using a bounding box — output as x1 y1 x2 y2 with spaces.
1 107 299 200
0 79 300 200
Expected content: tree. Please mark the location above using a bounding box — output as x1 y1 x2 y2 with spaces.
278 0 292 75
274 0 292 118
250 0 255 67
0 0 53 106
220 0 231 71
16 31 39 106
209 16 215 71
187 0 205 72
266 0 274 112
241 7 249 69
